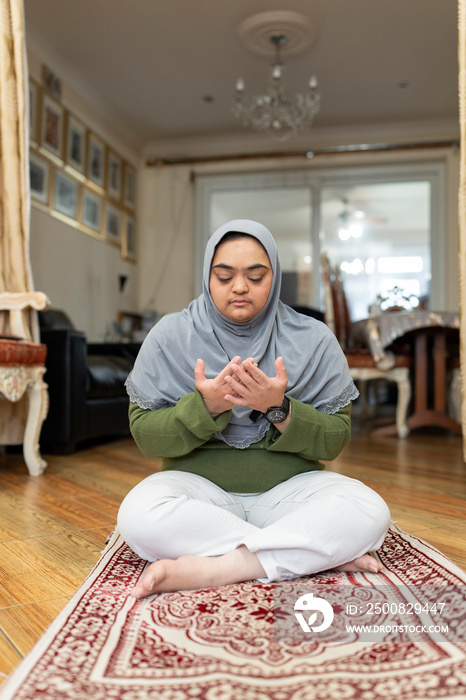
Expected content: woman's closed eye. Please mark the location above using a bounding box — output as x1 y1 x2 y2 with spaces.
217 275 264 284
248 276 265 283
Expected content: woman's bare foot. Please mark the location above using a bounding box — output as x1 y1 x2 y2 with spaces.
334 553 383 574
131 546 266 598
130 550 383 599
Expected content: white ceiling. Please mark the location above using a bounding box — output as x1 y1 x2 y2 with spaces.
24 0 459 150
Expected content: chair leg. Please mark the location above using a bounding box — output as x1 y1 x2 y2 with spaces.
357 379 368 416
394 368 411 438
23 368 49 476
448 368 461 423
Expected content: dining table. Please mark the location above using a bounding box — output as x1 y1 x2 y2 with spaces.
349 310 461 436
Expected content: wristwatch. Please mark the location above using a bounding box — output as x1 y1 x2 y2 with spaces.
265 396 290 424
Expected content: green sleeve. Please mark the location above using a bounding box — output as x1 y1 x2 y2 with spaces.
128 390 231 459
266 397 352 461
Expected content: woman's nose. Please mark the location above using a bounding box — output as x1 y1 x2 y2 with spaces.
232 275 248 293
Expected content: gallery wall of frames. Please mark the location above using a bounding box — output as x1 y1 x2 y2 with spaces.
28 77 137 262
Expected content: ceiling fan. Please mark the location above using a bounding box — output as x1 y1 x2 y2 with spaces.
338 198 388 227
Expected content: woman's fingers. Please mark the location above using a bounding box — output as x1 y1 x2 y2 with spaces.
275 356 288 383
217 356 241 381
224 393 249 406
194 358 206 385
236 359 264 383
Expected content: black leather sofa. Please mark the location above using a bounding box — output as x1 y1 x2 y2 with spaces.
38 309 140 453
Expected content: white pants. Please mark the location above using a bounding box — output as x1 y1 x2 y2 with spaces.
117 470 391 582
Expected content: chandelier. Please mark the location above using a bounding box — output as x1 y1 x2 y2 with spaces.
232 34 321 141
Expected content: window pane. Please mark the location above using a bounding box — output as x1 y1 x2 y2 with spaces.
320 181 431 320
210 188 314 307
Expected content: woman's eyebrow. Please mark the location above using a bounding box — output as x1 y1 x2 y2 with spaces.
212 263 270 271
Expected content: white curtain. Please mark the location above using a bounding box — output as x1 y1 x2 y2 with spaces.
0 0 32 298
459 0 466 460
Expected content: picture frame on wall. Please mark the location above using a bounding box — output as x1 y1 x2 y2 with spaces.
123 164 136 209
40 94 64 161
107 151 122 201
65 114 86 177
53 170 79 221
105 202 122 244
42 64 62 101
122 215 136 261
87 133 105 190
81 188 103 236
29 151 50 205
29 80 40 145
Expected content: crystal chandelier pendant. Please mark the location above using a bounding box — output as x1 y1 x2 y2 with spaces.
233 34 320 141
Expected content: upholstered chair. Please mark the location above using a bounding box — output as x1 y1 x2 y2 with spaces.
0 292 50 475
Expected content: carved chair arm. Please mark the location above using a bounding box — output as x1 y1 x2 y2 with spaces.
0 292 50 311
0 292 50 341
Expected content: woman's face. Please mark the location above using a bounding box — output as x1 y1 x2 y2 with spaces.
209 236 273 323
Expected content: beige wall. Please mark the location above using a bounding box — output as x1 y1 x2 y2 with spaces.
30 208 139 340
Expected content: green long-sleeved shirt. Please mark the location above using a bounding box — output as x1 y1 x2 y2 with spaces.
129 390 351 493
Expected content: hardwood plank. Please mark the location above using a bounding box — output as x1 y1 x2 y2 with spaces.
0 445 159 522
0 597 70 657
407 524 466 563
0 634 22 687
0 486 115 542
0 528 110 608
388 505 466 534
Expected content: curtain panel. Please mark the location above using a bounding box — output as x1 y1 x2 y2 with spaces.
0 0 39 444
459 0 466 460
0 0 32 297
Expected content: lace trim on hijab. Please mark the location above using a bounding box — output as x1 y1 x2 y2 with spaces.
315 380 360 415
214 420 270 450
125 374 173 411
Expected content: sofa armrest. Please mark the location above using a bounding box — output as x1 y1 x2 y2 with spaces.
87 342 141 363
39 328 87 448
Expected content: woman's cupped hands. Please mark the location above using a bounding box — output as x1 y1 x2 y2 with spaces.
195 356 288 418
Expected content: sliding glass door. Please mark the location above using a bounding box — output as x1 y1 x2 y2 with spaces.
195 162 445 319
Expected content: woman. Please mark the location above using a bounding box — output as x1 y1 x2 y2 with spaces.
118 219 390 598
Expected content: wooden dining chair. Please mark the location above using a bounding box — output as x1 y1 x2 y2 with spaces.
321 254 412 437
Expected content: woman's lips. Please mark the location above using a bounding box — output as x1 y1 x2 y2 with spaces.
232 300 249 306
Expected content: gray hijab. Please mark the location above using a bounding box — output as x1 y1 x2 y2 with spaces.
126 219 358 448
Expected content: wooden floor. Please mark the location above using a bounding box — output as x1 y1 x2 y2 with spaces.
1 420 465 686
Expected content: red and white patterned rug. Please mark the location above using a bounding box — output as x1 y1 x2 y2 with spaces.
1 524 465 700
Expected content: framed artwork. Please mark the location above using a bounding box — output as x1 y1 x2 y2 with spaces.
105 202 122 244
29 151 50 205
123 164 136 209
29 80 40 144
42 64 62 101
107 151 122 200
122 215 136 261
81 188 103 236
65 114 86 177
87 133 105 189
53 170 79 220
40 94 64 160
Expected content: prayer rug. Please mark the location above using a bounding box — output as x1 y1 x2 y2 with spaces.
1 523 465 700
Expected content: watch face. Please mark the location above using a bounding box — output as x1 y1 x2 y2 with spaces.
267 409 287 423
265 397 290 423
